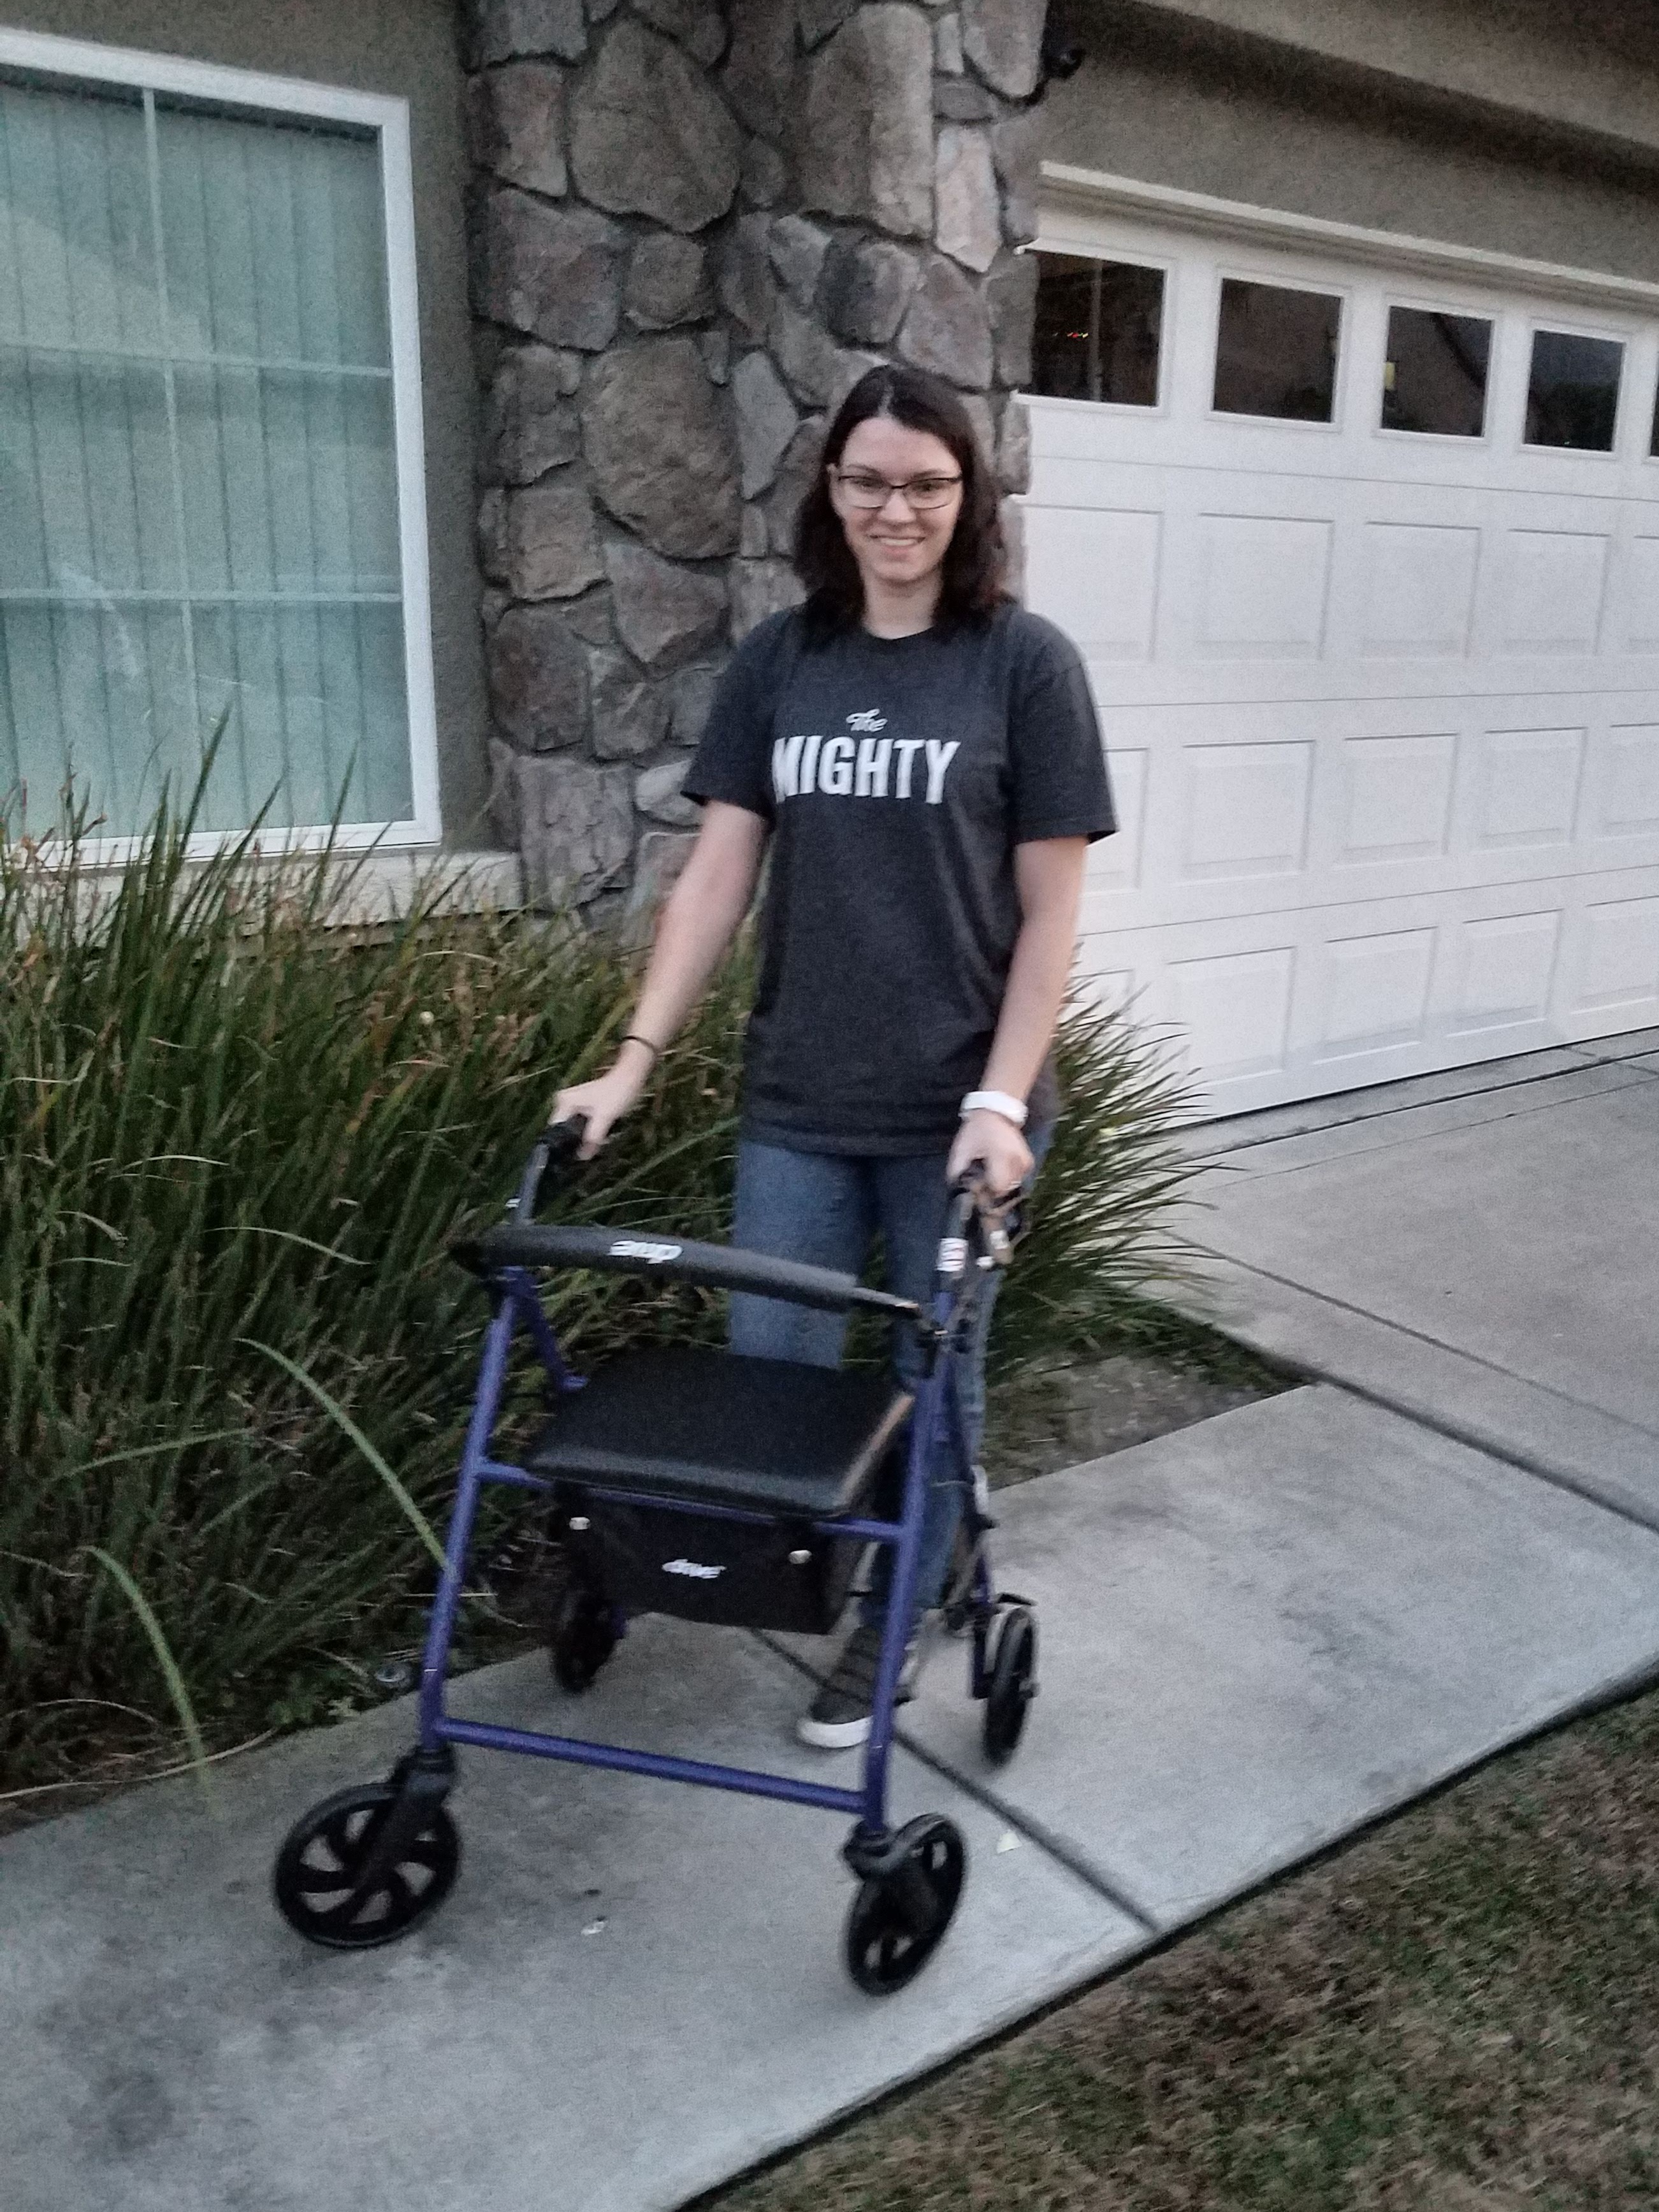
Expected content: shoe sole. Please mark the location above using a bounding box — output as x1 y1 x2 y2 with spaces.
795 1713 872 1750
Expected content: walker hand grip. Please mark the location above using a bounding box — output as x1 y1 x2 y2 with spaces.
510 1115 589 1219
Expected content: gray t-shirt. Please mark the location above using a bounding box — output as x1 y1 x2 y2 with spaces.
684 602 1115 1153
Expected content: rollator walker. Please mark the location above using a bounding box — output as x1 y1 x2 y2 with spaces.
272 1120 1040 1993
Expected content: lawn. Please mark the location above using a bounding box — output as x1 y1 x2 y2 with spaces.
710 1682 1659 2212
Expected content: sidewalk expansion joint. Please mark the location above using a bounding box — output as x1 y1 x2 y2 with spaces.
1190 1245 1659 1542
752 1630 1161 1935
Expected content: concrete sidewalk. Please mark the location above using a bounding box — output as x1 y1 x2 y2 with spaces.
1184 1030 1659 1526
6 1041 1659 2211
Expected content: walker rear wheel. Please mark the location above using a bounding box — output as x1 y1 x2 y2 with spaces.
551 1585 619 1692
983 1607 1037 1765
273 1781 459 1949
844 1815 966 1995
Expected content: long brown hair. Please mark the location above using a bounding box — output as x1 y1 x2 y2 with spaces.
793 363 1008 642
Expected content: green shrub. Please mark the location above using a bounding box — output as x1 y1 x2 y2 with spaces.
1 788 1198 1791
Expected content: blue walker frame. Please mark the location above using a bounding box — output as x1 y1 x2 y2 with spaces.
273 1123 1034 1984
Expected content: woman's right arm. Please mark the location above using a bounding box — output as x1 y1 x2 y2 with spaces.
551 799 769 1155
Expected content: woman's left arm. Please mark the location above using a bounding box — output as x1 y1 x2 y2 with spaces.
948 836 1090 1192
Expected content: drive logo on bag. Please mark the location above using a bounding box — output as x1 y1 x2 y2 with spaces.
609 1238 681 1264
662 1557 724 1580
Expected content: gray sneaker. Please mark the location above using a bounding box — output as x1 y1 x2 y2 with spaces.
797 1619 920 1751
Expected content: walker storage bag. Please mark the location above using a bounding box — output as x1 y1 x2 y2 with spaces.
526 1345 913 1634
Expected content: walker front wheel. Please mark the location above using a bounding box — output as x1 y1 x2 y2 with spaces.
273 1782 459 1949
844 1816 966 1995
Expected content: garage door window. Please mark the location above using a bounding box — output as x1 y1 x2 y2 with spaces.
1380 305 1491 437
1029 252 1163 407
1213 277 1342 423
0 39 433 848
1525 328 1623 452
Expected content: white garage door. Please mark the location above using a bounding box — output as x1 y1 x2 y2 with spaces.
1025 177 1659 1115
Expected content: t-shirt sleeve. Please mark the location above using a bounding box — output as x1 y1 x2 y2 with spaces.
1007 619 1116 844
681 616 786 820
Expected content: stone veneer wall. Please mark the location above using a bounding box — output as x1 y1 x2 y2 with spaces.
462 0 1048 929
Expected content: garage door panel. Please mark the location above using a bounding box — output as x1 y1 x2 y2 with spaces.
1445 910 1564 1041
1563 895 1659 1024
1077 864 1659 1113
1177 740 1314 879
1189 513 1334 658
1618 537 1659 650
1485 527 1613 656
1034 210 1659 1108
1090 745 1147 892
1329 730 1458 866
1083 700 1659 935
1352 521 1482 657
1312 928 1439 1065
1457 725 1587 854
1023 503 1161 660
1584 722 1659 841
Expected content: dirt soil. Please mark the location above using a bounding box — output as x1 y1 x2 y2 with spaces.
711 1682 1659 2212
984 1346 1284 1488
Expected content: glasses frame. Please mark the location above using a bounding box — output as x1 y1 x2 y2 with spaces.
830 465 965 512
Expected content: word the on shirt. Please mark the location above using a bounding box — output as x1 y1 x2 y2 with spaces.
771 720 960 806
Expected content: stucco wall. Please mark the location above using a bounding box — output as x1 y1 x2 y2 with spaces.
1 0 490 846
1043 0 1659 284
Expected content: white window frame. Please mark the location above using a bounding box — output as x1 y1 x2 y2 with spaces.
0 25 440 858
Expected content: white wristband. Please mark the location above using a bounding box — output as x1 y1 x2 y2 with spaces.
960 1089 1028 1129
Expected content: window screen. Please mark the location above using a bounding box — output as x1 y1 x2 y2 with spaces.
0 72 410 837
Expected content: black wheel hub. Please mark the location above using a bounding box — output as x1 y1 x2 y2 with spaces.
844 1815 967 1995
273 1778 459 1949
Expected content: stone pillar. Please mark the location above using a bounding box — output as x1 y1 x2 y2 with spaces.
461 0 1048 924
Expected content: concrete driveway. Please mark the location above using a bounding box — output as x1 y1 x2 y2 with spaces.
1185 1029 1659 1526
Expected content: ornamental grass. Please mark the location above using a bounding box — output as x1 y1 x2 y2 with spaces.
1 778 1199 1800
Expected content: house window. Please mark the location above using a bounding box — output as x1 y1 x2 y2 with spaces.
1525 328 1623 453
0 38 434 845
1028 253 1164 407
1213 277 1342 423
1380 305 1491 438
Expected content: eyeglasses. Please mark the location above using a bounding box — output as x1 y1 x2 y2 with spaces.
832 466 964 512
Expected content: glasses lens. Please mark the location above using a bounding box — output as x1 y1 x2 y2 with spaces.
837 471 961 509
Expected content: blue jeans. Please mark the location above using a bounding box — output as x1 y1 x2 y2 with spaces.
728 1132 1050 1627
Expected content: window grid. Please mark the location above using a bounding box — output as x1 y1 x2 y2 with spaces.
0 57 414 842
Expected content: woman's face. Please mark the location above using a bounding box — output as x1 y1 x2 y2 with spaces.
827 415 965 598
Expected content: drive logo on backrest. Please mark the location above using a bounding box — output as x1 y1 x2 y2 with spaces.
610 1239 681 1263
662 1558 724 1579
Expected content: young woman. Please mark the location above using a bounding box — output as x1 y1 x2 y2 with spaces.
554 362 1113 1747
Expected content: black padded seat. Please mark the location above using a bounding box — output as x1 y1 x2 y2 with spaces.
526 1345 911 1518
